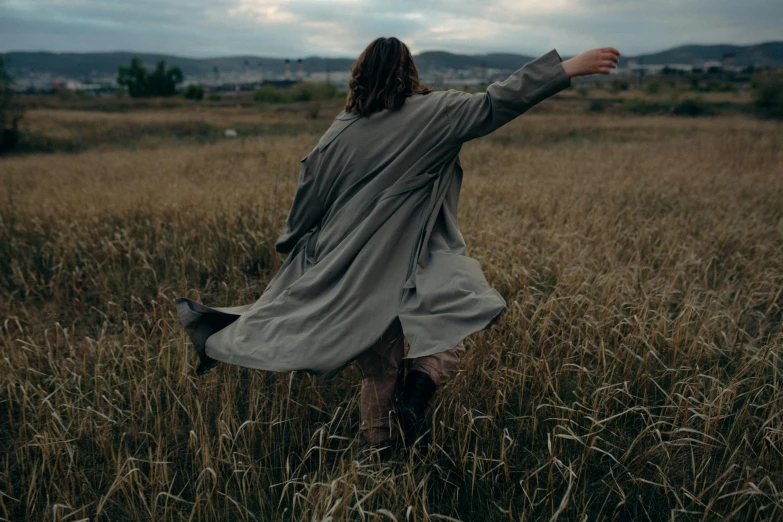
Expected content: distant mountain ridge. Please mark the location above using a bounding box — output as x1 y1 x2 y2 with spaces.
3 41 781 79
625 42 783 67
1 52 356 78
412 51 536 71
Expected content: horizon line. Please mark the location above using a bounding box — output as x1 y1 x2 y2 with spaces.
2 40 780 61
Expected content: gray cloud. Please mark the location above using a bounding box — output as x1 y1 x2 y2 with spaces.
1 0 780 58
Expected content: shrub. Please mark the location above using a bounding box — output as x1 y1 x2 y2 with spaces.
0 56 23 154
587 99 607 113
752 70 783 119
305 102 321 119
253 85 285 103
288 83 313 102
183 84 204 100
703 79 737 93
671 97 711 117
289 81 339 102
645 80 663 95
625 99 658 115
254 82 340 104
311 81 339 100
610 79 629 93
207 92 222 102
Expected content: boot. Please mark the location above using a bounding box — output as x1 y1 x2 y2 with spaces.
196 354 219 375
398 370 437 446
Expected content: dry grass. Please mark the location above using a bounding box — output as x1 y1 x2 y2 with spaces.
15 102 343 153
1 107 782 521
576 89 753 103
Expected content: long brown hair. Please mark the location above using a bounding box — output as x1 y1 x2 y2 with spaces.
345 37 430 118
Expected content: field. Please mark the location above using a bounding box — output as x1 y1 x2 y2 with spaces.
1 98 782 521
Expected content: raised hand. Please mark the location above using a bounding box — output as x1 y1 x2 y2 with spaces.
561 47 621 78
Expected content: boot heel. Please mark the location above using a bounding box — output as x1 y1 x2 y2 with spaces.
398 370 436 446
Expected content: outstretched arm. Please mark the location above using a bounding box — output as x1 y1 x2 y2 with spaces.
443 47 620 142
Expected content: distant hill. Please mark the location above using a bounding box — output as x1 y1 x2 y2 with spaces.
414 51 536 71
1 52 354 78
3 42 781 79
624 42 783 67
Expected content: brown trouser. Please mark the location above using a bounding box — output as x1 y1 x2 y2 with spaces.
355 319 466 444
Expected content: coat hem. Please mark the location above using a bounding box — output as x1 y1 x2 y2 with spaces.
401 301 506 360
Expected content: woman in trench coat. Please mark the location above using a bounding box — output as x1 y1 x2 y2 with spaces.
176 37 620 447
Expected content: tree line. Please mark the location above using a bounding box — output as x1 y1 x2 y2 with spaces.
0 57 23 152
117 58 185 98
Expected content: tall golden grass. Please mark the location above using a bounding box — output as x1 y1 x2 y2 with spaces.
1 107 782 521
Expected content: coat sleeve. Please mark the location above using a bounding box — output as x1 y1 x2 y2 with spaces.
442 49 571 142
275 157 324 254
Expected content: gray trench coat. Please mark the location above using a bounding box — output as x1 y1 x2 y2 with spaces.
176 50 571 378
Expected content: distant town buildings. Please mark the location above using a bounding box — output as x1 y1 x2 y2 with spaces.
6 51 769 95
9 57 334 94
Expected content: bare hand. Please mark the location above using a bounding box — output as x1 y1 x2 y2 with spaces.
561 48 621 78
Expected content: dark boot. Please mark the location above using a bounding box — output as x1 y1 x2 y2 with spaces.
175 299 235 376
196 355 219 375
398 370 437 446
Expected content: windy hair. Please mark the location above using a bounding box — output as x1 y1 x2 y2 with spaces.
345 37 431 117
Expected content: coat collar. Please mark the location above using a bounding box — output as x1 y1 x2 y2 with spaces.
335 111 361 121
318 112 362 151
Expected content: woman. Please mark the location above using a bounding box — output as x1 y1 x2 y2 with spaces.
176 37 620 447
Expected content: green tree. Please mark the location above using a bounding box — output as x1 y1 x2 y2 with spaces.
117 57 149 97
183 84 204 100
0 57 23 153
117 58 184 98
146 60 183 97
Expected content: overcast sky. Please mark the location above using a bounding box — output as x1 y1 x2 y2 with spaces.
1 0 781 58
